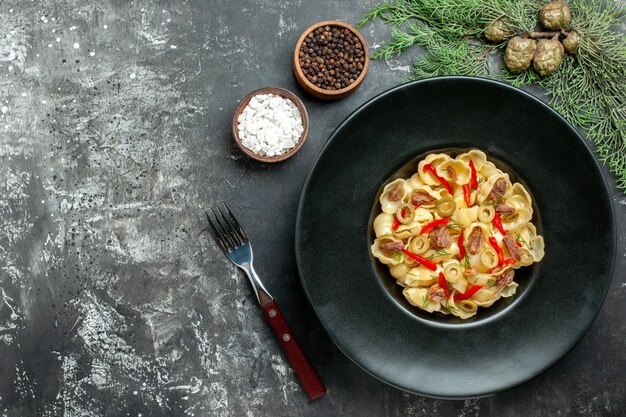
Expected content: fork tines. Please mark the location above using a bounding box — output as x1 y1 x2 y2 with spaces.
205 203 249 253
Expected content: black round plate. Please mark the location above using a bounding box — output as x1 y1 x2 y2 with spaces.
295 77 616 399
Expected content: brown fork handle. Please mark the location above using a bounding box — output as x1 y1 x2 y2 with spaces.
261 299 326 400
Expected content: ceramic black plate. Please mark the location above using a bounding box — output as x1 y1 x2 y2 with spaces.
295 77 616 399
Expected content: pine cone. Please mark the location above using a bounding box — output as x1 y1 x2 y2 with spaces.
484 18 512 42
533 39 565 76
504 36 537 73
563 30 580 54
539 1 572 30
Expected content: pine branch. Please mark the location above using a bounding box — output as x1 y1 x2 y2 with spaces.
360 0 626 192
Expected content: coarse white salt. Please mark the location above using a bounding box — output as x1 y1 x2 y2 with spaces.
237 93 303 158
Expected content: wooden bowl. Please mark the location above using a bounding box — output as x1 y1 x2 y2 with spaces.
293 20 369 100
232 87 309 163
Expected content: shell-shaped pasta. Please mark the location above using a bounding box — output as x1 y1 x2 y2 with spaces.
372 150 544 320
373 213 394 238
450 277 469 293
389 263 411 280
457 149 487 171
452 193 465 211
410 184 443 206
463 222 490 243
417 153 452 186
511 224 544 263
472 273 494 286
479 161 501 179
513 223 537 245
476 173 511 205
371 236 404 265
518 248 535 266
413 207 435 224
529 235 545 262
501 207 532 231
423 243 460 263
403 287 442 312
452 206 479 228
472 287 498 303
450 277 470 293
380 179 408 214
394 223 419 240
396 271 422 287
440 159 471 185
394 211 435 240
500 282 518 297
395 219 424 239
509 183 533 208
405 266 438 287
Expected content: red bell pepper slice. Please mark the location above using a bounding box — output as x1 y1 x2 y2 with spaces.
438 272 451 298
469 160 478 190
492 212 506 235
488 236 505 267
463 183 472 207
457 230 465 260
420 218 450 235
517 240 523 247
401 249 438 271
502 258 518 266
454 284 483 301
392 209 406 231
423 164 453 194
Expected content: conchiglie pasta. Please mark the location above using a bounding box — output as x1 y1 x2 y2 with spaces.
380 179 408 214
372 149 544 319
479 161 501 179
501 207 532 231
389 263 411 280
476 173 511 205
452 206 479 228
410 184 442 206
457 149 487 171
371 236 404 265
508 183 533 211
529 235 545 262
500 282 519 297
440 159 471 185
403 287 442 312
373 213 395 237
418 153 452 186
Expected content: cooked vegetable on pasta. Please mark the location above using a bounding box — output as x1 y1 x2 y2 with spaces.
371 150 545 319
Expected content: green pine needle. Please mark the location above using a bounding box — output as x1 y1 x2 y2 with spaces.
359 0 626 191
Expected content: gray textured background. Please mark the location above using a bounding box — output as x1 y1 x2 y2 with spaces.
0 1 624 416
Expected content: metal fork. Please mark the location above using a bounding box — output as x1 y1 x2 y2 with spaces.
204 203 326 400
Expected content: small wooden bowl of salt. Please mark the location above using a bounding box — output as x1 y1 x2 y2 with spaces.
232 87 309 163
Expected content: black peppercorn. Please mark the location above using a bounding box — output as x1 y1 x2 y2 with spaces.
298 25 365 91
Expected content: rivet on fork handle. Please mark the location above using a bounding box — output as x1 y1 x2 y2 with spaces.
262 299 326 400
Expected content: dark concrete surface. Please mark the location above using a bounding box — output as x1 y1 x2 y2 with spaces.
0 1 624 416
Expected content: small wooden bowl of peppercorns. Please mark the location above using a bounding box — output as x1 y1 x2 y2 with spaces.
293 20 369 100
